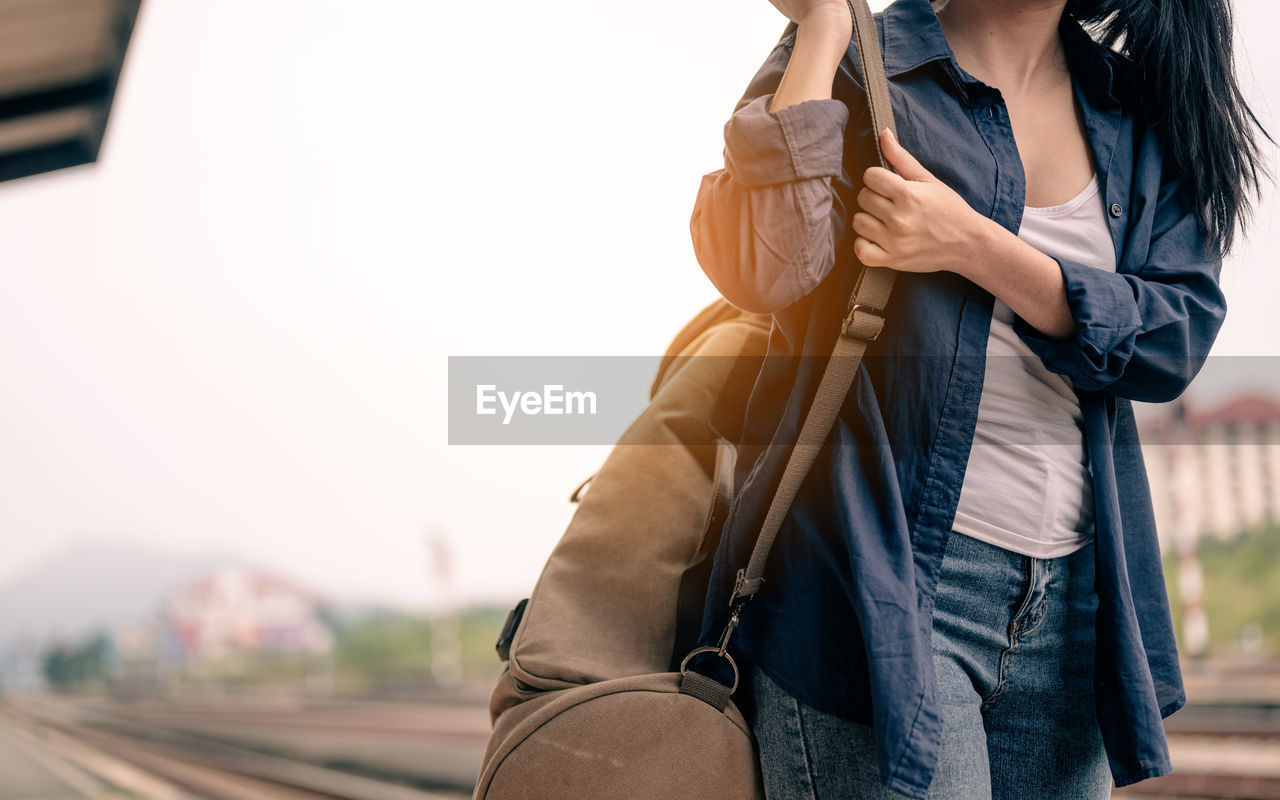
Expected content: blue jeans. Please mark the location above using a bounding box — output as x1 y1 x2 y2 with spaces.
747 529 1112 799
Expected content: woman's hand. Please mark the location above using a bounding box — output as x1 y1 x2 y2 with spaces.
851 128 993 276
854 129 1076 339
767 0 851 29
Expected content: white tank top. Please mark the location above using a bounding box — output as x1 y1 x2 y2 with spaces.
952 173 1115 559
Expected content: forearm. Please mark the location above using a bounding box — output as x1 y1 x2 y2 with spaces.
961 217 1076 340
855 130 1227 401
768 9 852 113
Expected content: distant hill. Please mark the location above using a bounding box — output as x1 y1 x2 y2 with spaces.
0 540 239 647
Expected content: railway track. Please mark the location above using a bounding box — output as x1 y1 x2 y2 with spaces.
11 694 1280 800
6 704 467 800
12 695 483 797
1165 706 1280 741
1115 713 1280 800
1115 769 1280 800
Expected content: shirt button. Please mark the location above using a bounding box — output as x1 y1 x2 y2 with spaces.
1109 202 1123 218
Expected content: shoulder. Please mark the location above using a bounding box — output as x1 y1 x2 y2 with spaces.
1100 49 1181 179
1060 18 1146 117
1068 31 1178 173
1104 48 1146 117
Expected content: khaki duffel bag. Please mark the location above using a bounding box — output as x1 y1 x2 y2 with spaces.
474 0 898 794
476 304 771 800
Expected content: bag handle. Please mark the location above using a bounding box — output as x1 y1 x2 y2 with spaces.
716 0 901 657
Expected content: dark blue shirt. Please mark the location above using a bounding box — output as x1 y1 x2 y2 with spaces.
691 0 1226 797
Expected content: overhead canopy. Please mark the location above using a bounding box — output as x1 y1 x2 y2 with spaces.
0 0 142 183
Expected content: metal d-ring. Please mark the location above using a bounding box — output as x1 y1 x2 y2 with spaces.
679 646 740 695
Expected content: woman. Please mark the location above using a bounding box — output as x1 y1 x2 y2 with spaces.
689 0 1271 797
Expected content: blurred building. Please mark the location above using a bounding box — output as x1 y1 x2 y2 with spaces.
164 567 333 665
0 0 141 182
1140 393 1280 550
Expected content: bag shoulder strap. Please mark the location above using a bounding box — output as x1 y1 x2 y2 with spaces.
730 0 899 607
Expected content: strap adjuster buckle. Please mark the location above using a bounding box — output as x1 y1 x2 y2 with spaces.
730 567 763 606
842 302 885 342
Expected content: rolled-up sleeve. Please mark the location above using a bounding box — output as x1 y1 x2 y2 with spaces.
1012 159 1227 403
723 94 850 187
689 29 864 315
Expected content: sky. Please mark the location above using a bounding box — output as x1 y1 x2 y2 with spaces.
0 0 1276 613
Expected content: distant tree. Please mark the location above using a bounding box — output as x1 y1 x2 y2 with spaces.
41 632 110 691
1166 523 1280 656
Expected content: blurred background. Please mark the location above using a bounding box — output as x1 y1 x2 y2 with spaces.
0 0 1276 798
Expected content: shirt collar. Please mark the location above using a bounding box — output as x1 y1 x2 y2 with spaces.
878 0 1120 108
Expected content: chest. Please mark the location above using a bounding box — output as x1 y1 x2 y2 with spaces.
1003 79 1096 207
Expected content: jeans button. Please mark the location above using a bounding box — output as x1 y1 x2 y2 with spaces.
1109 202 1123 218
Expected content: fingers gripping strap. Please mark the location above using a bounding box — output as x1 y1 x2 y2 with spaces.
730 0 899 605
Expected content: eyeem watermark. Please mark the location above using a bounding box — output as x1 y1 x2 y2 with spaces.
449 354 1276 445
449 356 655 444
476 384 598 425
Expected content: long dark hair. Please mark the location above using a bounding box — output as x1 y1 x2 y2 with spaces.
1066 0 1272 258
